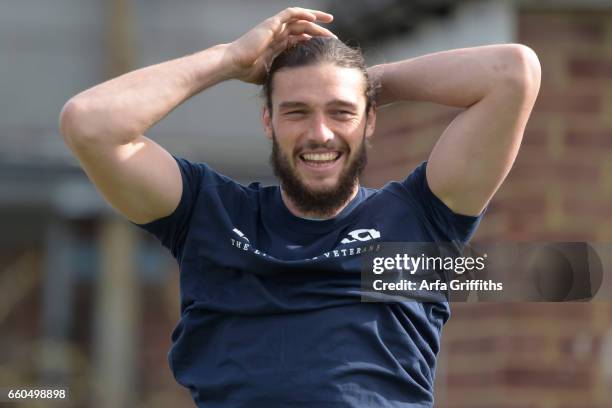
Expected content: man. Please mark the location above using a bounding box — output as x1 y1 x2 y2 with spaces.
59 7 540 407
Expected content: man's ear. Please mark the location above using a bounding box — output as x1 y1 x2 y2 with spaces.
365 105 376 140
262 106 273 140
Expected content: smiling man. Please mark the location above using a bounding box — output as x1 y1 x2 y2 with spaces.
266 57 375 218
59 7 540 408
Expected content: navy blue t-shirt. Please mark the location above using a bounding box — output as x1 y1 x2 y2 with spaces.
135 156 483 407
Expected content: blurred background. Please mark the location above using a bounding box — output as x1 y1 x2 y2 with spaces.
1 0 612 406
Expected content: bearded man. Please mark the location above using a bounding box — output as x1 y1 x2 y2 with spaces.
60 7 540 408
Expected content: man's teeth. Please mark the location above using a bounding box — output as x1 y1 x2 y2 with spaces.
301 152 339 161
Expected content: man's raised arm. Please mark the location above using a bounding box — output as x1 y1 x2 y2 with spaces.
59 7 335 224
368 44 541 216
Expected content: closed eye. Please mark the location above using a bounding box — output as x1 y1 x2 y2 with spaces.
332 110 356 117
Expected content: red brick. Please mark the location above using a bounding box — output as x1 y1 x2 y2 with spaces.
503 366 592 389
496 196 547 214
532 231 598 241
508 303 593 319
558 335 598 359
518 14 606 45
447 405 536 408
562 195 612 216
521 128 548 147
533 89 601 114
437 10 612 408
448 366 592 389
449 303 592 321
509 159 600 182
446 371 501 387
449 303 526 320
566 127 612 148
448 337 505 353
569 57 612 79
558 405 610 408
449 336 549 354
509 336 549 353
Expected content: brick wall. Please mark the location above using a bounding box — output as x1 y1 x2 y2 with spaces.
363 8 612 407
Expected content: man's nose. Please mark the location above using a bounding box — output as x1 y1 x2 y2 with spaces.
309 114 335 144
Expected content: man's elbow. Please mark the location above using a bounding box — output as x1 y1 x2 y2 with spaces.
496 44 542 98
58 98 98 150
59 97 136 149
59 98 87 142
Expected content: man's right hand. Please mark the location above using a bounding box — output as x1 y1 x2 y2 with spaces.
225 7 335 84
59 7 335 226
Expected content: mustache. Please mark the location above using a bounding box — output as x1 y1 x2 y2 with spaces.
294 139 348 154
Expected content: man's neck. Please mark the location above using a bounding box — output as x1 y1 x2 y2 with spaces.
280 184 360 220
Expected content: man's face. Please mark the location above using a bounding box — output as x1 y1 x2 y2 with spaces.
263 63 376 215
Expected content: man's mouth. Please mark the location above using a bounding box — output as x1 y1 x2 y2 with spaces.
299 151 342 167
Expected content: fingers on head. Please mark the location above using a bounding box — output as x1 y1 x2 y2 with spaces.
286 34 311 48
278 7 333 23
279 7 314 22
265 33 311 70
269 36 290 54
294 33 312 42
285 20 336 38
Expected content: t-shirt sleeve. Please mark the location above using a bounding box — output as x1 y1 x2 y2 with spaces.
400 161 485 245
131 155 221 260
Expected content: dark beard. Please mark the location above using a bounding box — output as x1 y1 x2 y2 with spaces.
269 130 368 218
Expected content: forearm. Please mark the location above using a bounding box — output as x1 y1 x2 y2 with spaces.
369 44 540 108
60 43 235 146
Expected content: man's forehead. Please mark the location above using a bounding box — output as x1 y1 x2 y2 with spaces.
271 64 366 107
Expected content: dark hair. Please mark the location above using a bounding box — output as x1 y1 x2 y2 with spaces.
261 36 379 116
